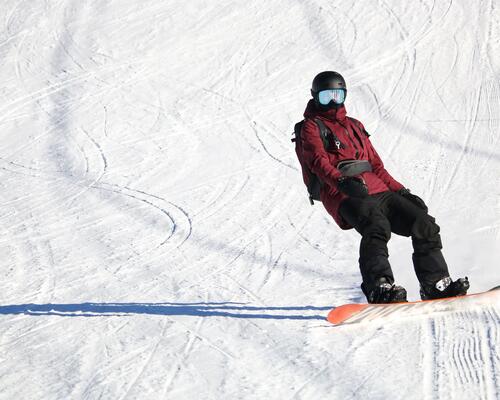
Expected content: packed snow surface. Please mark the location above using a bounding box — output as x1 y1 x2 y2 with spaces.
0 1 499 399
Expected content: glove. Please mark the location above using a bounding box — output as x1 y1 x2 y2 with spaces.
397 188 428 212
337 176 369 198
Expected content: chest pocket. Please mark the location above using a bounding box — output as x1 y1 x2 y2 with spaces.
338 118 370 159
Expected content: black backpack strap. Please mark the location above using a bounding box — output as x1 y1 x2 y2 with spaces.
292 118 345 151
314 118 329 148
348 117 370 137
315 118 344 150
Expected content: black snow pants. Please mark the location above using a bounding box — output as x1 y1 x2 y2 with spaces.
339 191 449 289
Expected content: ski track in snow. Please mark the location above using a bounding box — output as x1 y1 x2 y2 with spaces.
0 0 499 399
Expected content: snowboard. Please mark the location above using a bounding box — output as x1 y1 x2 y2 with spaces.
327 286 500 326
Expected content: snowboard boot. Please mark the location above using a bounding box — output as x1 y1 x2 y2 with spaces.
420 276 470 300
361 277 408 304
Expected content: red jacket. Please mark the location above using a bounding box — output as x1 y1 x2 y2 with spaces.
301 99 404 229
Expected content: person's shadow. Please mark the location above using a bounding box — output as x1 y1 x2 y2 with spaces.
0 302 333 320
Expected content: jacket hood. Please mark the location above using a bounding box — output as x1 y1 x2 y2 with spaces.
303 99 347 122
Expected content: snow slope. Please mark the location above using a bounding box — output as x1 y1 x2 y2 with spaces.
0 0 499 398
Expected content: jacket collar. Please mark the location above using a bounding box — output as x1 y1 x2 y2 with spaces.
303 99 347 122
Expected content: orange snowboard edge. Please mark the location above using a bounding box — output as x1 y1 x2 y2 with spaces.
327 303 369 324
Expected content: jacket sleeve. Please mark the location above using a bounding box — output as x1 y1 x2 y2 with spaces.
366 138 404 192
301 119 342 188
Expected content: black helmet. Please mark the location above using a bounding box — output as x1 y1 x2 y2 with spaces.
311 71 347 108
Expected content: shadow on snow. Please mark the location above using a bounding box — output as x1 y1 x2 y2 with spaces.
0 302 331 321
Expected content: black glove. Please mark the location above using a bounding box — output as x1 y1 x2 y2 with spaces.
397 188 428 212
337 176 369 198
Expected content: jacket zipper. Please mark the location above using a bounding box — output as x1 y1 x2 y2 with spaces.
340 124 360 158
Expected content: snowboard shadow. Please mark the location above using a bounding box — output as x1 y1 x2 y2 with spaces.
0 302 331 320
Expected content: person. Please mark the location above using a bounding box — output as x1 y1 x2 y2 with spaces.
300 71 469 303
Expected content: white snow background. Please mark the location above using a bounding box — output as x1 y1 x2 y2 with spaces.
0 1 499 399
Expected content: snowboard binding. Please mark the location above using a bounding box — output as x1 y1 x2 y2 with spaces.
362 277 408 304
420 276 470 300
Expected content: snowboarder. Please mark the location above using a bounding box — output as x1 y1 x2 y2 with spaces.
299 71 469 303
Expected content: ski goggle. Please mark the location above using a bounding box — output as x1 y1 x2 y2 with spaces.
318 89 346 105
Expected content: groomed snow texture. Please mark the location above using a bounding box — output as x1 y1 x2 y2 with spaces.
0 1 499 399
